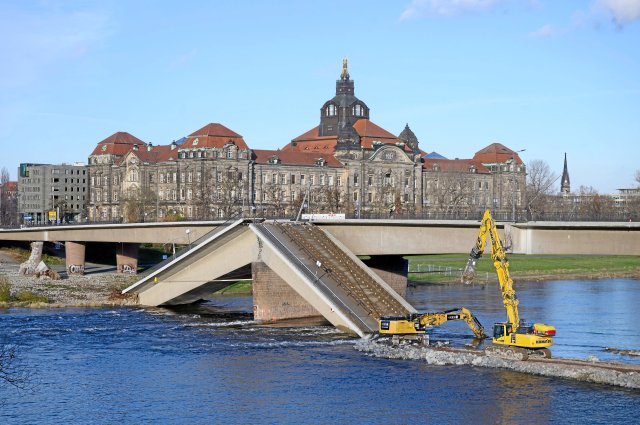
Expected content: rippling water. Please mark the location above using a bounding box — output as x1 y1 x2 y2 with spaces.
1 279 639 424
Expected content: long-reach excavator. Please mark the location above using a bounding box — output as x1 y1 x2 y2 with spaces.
462 209 556 360
378 307 487 346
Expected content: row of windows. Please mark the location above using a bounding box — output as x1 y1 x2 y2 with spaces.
178 149 246 160
260 173 342 186
51 169 86 175
324 104 366 117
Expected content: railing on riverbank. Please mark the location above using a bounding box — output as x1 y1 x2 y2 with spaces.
409 264 493 284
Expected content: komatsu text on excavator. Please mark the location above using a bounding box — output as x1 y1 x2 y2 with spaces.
378 307 487 346
462 209 556 360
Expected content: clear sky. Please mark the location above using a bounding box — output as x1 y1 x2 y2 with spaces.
1 0 638 193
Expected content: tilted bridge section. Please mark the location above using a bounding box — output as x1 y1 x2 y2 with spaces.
123 219 414 337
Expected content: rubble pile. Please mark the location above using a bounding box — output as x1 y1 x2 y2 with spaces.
355 339 640 390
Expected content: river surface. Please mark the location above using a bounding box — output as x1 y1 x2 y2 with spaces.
1 278 639 424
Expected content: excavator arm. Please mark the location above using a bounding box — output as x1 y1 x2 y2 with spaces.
416 307 487 339
379 307 487 339
462 209 520 331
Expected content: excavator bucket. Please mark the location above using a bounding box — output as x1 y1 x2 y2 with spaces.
461 257 477 284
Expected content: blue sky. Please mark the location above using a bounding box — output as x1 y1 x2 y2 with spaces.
1 0 638 193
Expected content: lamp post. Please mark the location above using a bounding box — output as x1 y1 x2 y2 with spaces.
512 149 526 222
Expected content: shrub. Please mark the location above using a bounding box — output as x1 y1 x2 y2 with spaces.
0 276 11 302
15 290 48 303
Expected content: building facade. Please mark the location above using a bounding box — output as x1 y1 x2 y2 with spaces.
87 60 526 221
17 163 88 224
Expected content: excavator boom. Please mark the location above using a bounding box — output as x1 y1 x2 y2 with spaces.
463 209 555 359
379 307 487 341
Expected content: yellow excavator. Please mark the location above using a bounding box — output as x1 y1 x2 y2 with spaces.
378 307 487 346
462 209 556 360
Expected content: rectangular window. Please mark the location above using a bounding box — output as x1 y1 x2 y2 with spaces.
353 192 358 201
337 176 342 186
272 173 277 184
354 174 359 186
291 175 296 184
309 175 315 186
328 175 334 185
300 175 305 185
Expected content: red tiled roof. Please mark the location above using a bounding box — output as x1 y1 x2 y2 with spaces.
252 149 343 167
422 158 490 173
285 119 409 153
90 131 146 156
353 119 398 141
183 123 248 150
473 142 523 165
0 181 17 191
132 145 179 164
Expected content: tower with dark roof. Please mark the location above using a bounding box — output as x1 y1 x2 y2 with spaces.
398 124 420 154
319 58 370 150
561 152 570 194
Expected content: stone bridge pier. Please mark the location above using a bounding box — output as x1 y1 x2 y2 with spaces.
116 243 139 274
251 254 409 323
65 241 86 275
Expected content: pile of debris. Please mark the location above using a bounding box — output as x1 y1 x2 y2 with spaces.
355 339 640 390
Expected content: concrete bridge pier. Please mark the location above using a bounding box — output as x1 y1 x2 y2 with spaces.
116 243 139 274
65 241 86 275
251 262 324 323
363 255 408 298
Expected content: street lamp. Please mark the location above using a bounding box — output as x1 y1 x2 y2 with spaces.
512 149 526 222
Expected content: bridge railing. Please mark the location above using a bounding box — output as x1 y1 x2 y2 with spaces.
137 212 244 278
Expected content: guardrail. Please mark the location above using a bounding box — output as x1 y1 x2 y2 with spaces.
136 212 244 279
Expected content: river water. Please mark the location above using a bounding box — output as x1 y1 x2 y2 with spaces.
1 278 639 424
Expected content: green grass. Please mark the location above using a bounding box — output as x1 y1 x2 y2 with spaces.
215 280 252 295
0 276 49 304
408 254 640 283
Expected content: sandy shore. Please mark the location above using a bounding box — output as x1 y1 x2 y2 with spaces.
0 249 138 308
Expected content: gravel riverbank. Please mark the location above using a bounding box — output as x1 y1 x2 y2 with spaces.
0 249 138 307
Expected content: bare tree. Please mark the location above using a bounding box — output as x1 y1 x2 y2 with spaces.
121 186 157 222
0 167 11 226
261 183 286 217
1 340 32 391
574 186 615 220
526 159 559 220
635 169 640 186
429 174 471 218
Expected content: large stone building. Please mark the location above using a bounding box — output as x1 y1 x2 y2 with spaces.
87 60 526 221
17 163 88 224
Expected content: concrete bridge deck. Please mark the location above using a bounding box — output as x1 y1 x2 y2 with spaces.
2 219 639 255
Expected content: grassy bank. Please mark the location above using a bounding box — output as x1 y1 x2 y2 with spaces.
408 254 640 284
214 280 252 295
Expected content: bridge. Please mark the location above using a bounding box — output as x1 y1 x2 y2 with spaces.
1 219 639 336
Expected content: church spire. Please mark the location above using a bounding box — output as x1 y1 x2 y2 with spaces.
561 152 570 194
341 57 350 80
